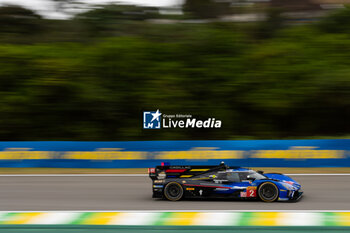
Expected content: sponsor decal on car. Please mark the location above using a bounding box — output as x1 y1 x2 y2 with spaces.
149 168 156 173
180 175 193 178
215 188 230 191
186 187 195 191
240 192 247 197
246 186 257 197
284 181 295 185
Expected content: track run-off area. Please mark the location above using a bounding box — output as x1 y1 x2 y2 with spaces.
0 174 348 211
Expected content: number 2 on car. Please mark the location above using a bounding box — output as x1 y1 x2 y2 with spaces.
247 186 257 197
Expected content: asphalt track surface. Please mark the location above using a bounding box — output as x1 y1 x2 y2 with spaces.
0 175 349 211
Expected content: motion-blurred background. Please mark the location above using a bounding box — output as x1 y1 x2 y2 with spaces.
0 0 349 141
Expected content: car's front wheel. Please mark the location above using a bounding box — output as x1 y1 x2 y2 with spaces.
164 182 184 201
258 182 279 202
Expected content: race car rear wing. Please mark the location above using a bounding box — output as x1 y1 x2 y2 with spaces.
148 162 229 180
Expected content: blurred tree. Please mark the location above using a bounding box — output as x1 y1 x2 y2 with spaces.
0 5 42 34
0 4 348 140
183 0 231 19
317 6 350 33
75 4 160 36
52 0 87 16
253 8 285 39
270 0 321 12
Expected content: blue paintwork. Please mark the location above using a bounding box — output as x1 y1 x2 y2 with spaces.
264 173 300 186
213 181 251 194
211 171 302 201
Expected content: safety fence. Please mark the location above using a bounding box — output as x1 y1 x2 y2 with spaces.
0 139 348 167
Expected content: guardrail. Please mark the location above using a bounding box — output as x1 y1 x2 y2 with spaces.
0 139 348 167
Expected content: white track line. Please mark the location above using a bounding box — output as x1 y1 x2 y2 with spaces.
0 173 349 177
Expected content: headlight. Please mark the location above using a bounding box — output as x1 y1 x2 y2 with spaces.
281 183 295 190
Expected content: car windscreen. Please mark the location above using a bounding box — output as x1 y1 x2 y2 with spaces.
248 172 267 180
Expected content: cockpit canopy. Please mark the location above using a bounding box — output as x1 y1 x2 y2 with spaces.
214 170 267 182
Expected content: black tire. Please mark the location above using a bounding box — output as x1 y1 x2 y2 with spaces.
164 182 184 201
258 182 279 202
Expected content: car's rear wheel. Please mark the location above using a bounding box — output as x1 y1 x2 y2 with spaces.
258 182 279 202
164 182 184 201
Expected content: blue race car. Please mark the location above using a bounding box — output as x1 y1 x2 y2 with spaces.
149 162 303 202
